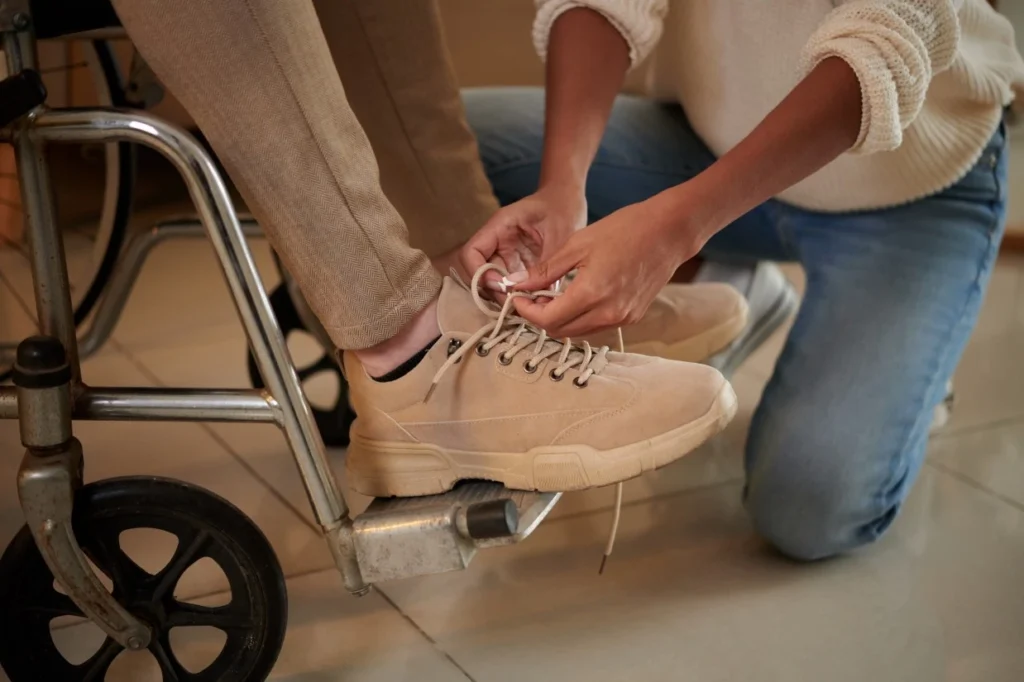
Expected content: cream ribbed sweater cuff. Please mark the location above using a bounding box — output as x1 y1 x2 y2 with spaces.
801 0 960 154
533 0 667 67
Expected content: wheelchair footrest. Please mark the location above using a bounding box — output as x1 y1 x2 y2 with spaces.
353 482 561 583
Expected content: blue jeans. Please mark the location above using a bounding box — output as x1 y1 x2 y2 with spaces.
463 87 1009 560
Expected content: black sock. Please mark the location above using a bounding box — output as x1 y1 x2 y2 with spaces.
371 336 441 382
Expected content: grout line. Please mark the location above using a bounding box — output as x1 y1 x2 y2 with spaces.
375 587 477 682
930 413 1024 441
544 475 746 527
108 337 323 536
926 460 1024 514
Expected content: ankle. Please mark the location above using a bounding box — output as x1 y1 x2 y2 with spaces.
431 247 464 280
354 298 441 377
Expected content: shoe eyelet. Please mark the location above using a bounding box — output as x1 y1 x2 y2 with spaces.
476 344 490 357
549 369 564 382
573 377 589 388
498 352 513 366
446 338 463 356
523 360 539 374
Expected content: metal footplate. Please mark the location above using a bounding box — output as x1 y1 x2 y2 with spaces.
353 483 561 583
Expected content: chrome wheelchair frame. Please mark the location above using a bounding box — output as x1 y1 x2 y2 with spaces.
0 3 558 677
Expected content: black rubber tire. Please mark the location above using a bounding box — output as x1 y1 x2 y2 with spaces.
247 283 355 447
0 477 287 682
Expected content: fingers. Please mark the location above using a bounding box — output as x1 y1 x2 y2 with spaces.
460 229 498 278
514 242 580 293
512 278 593 333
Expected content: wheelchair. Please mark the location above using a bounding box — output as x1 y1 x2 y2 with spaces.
0 2 560 679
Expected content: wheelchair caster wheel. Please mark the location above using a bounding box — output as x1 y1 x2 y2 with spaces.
0 477 287 682
248 283 355 447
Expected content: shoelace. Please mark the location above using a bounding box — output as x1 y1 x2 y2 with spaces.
432 264 626 575
425 263 611 401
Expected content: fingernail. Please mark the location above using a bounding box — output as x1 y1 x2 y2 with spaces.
506 271 528 284
484 281 504 291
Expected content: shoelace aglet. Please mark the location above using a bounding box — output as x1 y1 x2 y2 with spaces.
423 381 438 403
599 481 624 575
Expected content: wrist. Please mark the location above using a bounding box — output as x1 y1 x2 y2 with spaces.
538 173 586 199
643 185 712 248
655 177 734 239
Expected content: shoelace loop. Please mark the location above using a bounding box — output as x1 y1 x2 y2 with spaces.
424 263 612 402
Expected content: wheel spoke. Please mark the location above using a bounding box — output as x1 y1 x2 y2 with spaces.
296 353 337 382
79 638 122 682
150 635 193 682
166 601 253 631
86 528 152 596
152 529 211 600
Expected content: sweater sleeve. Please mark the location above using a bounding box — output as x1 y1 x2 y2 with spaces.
532 0 668 68
802 0 962 154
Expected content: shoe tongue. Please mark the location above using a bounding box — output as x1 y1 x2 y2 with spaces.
437 276 494 334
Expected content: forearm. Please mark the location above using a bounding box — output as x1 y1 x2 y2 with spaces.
540 8 630 192
655 57 862 241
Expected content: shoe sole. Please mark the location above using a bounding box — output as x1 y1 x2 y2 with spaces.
709 280 799 377
346 382 739 497
624 304 749 363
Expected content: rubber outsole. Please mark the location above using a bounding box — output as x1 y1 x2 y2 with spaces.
346 382 739 498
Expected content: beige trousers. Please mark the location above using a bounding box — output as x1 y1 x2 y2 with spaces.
109 0 498 349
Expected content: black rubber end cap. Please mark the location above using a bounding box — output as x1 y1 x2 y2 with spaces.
13 336 71 389
465 499 519 540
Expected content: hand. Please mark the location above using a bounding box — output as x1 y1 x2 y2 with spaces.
512 194 707 338
460 184 586 292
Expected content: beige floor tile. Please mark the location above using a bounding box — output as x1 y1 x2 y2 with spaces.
379 468 1024 682
929 419 1024 508
108 237 278 352
945 326 1024 433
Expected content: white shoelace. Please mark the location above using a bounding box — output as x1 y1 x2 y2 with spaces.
426 264 611 401
434 264 626 574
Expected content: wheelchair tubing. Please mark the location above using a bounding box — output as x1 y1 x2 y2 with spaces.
0 40 134 383
72 40 135 327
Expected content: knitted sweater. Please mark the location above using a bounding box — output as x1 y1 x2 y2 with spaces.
533 0 1024 212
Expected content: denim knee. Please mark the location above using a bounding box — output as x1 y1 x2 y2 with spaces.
743 434 905 562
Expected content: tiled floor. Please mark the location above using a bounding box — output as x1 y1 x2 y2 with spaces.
1 236 1023 681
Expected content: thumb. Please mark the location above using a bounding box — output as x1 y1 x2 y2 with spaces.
515 242 580 292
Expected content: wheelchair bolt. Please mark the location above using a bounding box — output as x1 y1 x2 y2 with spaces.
127 636 144 651
12 13 29 30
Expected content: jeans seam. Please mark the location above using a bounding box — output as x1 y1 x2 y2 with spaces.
870 195 1001 528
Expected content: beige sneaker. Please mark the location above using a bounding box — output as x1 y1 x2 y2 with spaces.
584 282 748 362
343 275 737 497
